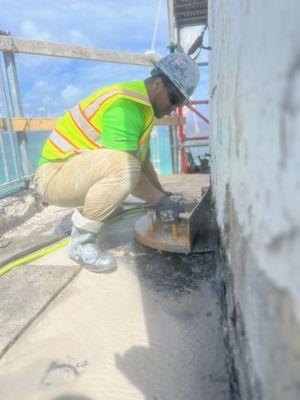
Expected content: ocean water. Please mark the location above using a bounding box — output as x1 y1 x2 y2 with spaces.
0 128 173 195
0 120 208 195
0 131 49 195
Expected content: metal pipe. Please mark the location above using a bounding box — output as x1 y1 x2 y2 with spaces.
0 175 32 189
173 126 179 173
190 100 209 105
167 0 176 52
3 51 32 185
0 124 9 181
183 136 209 141
0 60 19 178
177 106 188 173
180 143 209 148
168 125 175 173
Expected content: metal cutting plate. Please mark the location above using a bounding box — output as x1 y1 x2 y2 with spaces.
134 188 213 254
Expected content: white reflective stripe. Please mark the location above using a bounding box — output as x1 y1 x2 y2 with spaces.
49 130 76 153
70 105 102 145
85 89 150 119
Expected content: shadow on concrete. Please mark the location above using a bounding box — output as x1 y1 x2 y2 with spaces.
101 201 230 399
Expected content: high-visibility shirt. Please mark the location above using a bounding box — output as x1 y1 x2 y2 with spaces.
38 80 154 166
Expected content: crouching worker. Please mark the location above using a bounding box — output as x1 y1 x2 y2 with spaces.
34 52 200 273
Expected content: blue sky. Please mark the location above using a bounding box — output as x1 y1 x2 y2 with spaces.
1 0 208 118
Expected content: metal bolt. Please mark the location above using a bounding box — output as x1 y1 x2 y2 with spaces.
172 223 178 238
147 210 155 234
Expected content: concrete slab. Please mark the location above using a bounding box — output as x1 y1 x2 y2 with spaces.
0 212 229 400
0 263 80 357
29 245 77 267
0 173 228 399
0 263 229 400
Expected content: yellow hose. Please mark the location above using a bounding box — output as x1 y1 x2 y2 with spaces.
0 206 146 277
0 238 70 277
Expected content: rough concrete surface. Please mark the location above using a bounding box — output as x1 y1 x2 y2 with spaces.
0 189 43 235
0 263 81 357
0 174 230 400
0 214 229 400
0 205 72 267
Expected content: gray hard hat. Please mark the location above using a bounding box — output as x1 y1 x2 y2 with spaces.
152 52 200 101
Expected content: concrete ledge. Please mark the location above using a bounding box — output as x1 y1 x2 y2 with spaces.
0 263 81 358
0 189 43 235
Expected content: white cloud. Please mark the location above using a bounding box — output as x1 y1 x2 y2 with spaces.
68 30 94 47
2 0 208 117
20 20 55 41
60 84 82 107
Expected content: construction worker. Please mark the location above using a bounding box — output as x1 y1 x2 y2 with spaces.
34 52 200 273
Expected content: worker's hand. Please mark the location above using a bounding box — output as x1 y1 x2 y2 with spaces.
155 196 184 224
164 190 175 197
164 191 187 203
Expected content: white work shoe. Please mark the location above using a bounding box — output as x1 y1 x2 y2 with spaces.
69 209 117 273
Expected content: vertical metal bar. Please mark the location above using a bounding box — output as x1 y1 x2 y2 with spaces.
172 125 179 173
167 0 176 52
0 60 19 178
0 125 9 181
178 106 188 173
3 50 31 186
168 125 175 173
176 27 181 49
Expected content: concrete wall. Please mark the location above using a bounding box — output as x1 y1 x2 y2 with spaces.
208 1 300 399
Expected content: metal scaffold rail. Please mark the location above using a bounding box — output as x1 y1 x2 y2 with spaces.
0 29 185 193
167 0 210 174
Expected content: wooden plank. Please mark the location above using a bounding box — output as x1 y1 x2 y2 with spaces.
0 118 57 132
0 36 156 66
0 116 185 132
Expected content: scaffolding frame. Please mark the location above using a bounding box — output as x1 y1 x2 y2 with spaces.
0 31 184 193
167 0 209 173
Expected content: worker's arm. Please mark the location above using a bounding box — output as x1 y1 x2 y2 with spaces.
132 171 165 205
141 149 166 193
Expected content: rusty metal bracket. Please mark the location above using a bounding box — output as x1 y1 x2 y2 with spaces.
135 188 215 254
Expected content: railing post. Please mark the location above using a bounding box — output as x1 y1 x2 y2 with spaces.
2 33 31 188
0 61 20 179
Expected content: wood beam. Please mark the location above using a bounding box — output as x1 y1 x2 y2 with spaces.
0 36 157 66
0 116 185 132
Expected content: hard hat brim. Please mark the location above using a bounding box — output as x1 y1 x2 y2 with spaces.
151 60 192 103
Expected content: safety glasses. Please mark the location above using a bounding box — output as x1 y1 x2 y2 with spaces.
167 90 185 107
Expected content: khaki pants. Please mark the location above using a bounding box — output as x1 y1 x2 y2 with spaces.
34 149 141 222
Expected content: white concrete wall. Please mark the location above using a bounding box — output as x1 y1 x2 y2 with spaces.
209 1 300 398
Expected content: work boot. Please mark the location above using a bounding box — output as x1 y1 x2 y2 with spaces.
69 209 117 273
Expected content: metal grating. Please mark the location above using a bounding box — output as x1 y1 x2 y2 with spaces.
174 0 208 28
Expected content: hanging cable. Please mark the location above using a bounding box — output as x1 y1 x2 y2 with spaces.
187 25 212 60
150 0 162 52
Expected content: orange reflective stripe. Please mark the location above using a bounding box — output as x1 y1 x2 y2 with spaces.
55 127 80 150
138 117 153 145
48 130 77 153
49 138 77 154
85 89 151 120
69 106 101 148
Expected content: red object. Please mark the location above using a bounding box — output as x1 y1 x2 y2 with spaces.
177 105 189 173
177 100 209 173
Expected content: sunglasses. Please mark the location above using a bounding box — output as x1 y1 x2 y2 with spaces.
167 90 185 107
